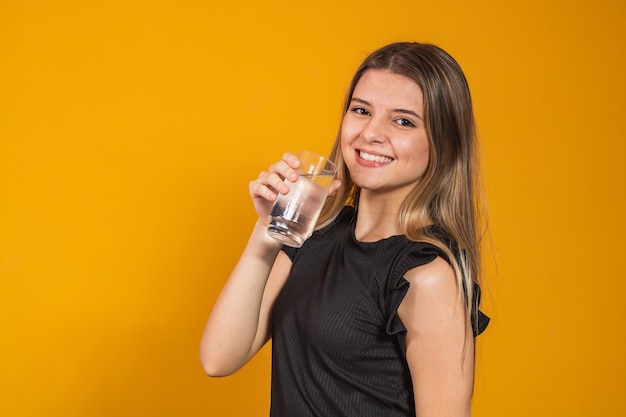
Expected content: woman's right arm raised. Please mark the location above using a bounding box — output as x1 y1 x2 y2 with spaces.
199 154 301 377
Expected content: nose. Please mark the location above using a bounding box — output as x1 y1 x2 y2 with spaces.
362 116 388 143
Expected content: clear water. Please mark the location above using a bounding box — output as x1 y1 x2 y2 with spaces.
267 174 332 247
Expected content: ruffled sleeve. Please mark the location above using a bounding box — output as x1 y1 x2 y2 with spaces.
384 242 490 356
281 244 298 261
472 284 490 336
385 243 440 356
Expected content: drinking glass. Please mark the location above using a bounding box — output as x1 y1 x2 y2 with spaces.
267 150 337 247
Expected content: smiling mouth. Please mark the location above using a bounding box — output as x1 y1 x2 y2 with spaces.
358 150 393 163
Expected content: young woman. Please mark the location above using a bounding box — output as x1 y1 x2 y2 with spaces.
200 42 490 417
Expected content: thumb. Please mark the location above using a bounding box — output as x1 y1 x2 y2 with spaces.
328 179 342 197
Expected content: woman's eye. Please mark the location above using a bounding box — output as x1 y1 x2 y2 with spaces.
396 118 415 127
351 107 370 116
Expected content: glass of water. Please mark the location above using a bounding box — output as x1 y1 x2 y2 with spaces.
267 150 337 248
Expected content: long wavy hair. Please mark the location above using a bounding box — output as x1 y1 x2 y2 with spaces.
317 42 487 335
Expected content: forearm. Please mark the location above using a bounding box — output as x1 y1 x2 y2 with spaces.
199 220 283 376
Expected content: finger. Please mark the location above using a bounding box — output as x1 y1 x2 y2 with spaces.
249 177 279 201
265 171 291 195
282 152 301 170
328 179 342 196
269 159 298 183
251 168 291 198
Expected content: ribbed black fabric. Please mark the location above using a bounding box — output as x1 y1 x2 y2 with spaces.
271 207 489 417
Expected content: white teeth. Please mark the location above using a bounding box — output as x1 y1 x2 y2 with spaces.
359 151 393 163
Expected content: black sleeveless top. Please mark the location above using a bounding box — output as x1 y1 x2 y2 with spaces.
271 207 489 417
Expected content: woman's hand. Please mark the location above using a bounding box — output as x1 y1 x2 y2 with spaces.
249 152 341 223
249 152 301 222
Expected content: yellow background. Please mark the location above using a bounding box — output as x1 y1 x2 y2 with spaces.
1 0 624 416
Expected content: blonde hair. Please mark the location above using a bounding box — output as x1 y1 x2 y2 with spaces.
317 42 487 335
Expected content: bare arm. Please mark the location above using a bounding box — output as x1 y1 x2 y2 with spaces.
199 222 292 376
199 152 340 377
398 256 475 417
199 153 301 377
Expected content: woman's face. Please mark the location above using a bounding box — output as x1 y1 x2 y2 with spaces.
341 69 430 199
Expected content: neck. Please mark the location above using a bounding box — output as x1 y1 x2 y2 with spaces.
354 191 406 242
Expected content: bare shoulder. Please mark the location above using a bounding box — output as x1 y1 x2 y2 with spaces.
403 256 457 294
399 257 474 416
398 256 464 333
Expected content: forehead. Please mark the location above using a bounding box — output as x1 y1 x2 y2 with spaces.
352 69 424 110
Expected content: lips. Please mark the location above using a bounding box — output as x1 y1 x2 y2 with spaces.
358 150 393 164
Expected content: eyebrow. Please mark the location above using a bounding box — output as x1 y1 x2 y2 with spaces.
350 97 424 120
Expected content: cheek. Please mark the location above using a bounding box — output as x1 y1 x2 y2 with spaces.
339 120 354 153
340 116 360 143
401 136 430 168
416 141 431 173
340 136 352 162
417 139 430 160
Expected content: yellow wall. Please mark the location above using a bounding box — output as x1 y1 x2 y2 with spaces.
1 0 624 415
